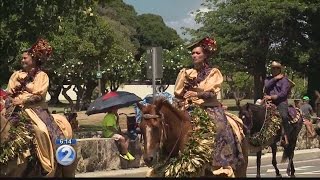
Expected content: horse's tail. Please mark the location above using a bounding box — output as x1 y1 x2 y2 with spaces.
281 145 291 162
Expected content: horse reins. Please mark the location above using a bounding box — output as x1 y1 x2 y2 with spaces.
257 99 270 134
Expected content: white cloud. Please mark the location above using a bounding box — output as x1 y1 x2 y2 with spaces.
165 7 210 39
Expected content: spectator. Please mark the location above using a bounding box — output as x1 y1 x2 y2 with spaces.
300 96 317 138
102 106 135 161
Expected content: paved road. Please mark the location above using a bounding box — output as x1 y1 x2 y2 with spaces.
76 158 320 178
76 148 320 178
247 158 320 178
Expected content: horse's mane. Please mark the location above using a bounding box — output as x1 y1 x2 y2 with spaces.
153 96 188 122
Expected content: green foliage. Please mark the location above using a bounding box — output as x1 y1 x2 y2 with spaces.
135 14 183 60
0 111 35 165
186 0 313 99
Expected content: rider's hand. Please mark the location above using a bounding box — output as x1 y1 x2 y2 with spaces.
264 95 272 100
12 98 23 105
183 91 198 99
274 74 284 80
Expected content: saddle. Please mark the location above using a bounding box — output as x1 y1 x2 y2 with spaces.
253 102 301 124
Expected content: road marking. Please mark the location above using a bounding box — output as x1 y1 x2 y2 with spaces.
266 168 287 173
265 166 315 173
296 170 320 175
247 173 266 176
247 158 320 169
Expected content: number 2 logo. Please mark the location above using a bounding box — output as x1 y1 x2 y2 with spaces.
56 145 76 166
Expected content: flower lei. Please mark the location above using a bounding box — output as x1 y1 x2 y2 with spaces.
0 111 35 165
152 106 216 177
248 105 282 147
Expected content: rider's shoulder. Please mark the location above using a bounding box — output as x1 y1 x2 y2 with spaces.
37 70 48 76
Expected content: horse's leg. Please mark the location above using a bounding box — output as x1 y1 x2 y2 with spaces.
287 123 301 178
256 150 262 178
271 143 281 177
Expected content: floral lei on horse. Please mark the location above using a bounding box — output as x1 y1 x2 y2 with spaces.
152 105 216 177
0 89 36 165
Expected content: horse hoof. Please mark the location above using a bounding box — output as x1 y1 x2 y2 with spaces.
290 175 296 178
276 174 282 178
256 175 261 178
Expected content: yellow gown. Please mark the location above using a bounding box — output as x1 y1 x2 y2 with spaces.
7 70 72 177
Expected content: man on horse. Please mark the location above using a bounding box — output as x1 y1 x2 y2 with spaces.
264 61 292 146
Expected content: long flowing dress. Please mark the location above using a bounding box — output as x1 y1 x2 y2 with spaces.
6 70 64 176
174 66 245 176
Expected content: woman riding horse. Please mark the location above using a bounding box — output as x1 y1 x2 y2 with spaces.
174 36 245 177
4 38 66 177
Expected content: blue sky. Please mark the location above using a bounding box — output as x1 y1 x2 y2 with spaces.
123 0 206 38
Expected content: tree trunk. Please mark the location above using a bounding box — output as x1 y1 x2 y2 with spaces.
82 80 97 110
74 84 85 111
61 85 74 110
307 53 320 109
253 60 266 102
101 78 107 94
48 84 62 105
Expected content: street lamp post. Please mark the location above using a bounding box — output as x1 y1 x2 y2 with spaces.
97 59 102 97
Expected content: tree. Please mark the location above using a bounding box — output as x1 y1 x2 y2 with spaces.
188 0 307 101
0 0 95 104
135 14 183 60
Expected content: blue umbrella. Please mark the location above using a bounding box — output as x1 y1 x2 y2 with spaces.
86 91 142 116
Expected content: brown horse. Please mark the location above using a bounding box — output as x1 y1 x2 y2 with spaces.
238 103 303 178
137 98 248 177
0 109 77 177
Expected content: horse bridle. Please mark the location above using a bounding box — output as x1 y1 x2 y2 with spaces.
142 111 184 163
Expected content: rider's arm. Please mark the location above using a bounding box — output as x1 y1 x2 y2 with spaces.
23 95 43 105
6 71 20 95
202 68 223 93
264 77 277 90
197 91 215 99
272 78 291 100
26 71 49 97
22 72 49 105
174 68 187 98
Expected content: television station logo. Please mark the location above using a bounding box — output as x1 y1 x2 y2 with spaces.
55 139 77 166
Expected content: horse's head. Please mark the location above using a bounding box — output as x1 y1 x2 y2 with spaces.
239 103 267 134
238 103 254 133
137 99 165 166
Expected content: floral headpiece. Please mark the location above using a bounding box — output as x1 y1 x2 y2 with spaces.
27 38 53 63
187 36 217 53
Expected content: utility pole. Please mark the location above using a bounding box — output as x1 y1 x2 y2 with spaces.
97 59 102 97
146 47 163 102
152 48 157 102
